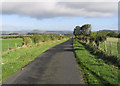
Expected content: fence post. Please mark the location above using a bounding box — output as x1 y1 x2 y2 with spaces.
104 41 107 52
8 43 9 51
15 43 17 49
98 42 100 49
110 41 112 55
117 41 120 67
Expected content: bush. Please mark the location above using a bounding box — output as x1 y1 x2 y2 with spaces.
42 35 50 42
118 33 120 38
58 35 64 40
32 35 42 44
23 37 32 46
95 35 106 49
89 36 96 45
50 35 58 40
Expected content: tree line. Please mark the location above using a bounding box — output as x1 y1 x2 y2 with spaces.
22 34 71 46
73 24 119 66
73 24 106 49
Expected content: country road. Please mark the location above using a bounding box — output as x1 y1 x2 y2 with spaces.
3 39 84 84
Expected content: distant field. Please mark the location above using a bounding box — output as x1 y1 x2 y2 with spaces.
1 39 23 52
100 37 118 57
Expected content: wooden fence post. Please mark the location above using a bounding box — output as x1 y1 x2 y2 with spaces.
8 43 9 51
104 41 107 52
110 41 112 55
98 42 100 49
117 41 120 67
15 43 17 49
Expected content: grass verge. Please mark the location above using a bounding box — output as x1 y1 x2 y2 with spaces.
73 38 118 85
2 39 69 81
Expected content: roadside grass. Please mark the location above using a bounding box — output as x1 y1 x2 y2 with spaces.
100 37 118 57
2 39 69 81
1 39 23 52
73 39 118 85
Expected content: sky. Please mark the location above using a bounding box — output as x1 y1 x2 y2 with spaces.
0 1 119 31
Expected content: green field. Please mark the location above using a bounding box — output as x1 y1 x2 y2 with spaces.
100 37 118 57
2 39 68 81
73 39 118 85
1 39 23 52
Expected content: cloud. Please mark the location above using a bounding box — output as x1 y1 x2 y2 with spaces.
58 2 117 13
0 0 119 2
1 2 118 19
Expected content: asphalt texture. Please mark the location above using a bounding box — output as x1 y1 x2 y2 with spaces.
3 38 84 84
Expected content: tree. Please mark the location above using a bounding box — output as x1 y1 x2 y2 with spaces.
107 31 118 37
73 24 91 37
73 26 81 36
81 24 91 35
9 33 19 35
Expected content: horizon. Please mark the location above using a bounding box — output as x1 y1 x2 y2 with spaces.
1 29 119 32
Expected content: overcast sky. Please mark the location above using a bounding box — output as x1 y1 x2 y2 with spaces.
0 1 118 31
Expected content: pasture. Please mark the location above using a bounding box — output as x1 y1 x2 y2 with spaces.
100 37 118 57
1 39 23 52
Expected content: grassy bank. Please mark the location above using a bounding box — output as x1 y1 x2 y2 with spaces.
2 39 69 81
73 39 118 85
